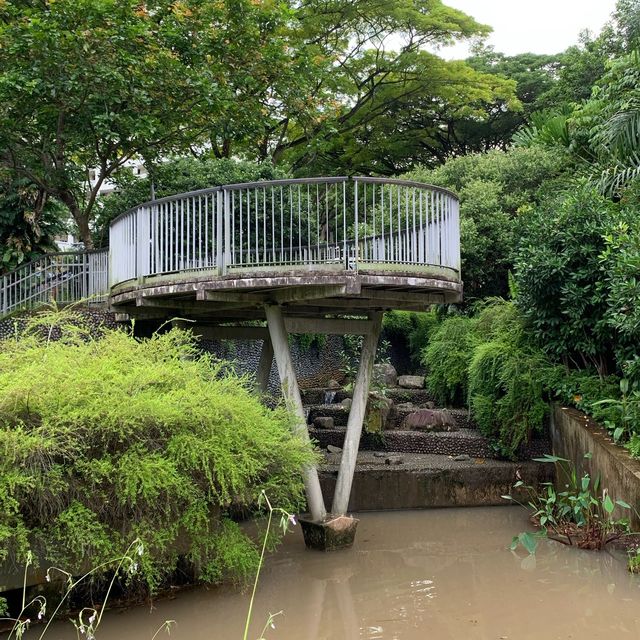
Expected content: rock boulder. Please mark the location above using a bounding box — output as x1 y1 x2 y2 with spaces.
398 375 425 389
313 416 335 429
402 408 457 431
372 363 398 387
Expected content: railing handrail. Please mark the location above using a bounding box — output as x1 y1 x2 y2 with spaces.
1 249 108 280
354 176 458 200
109 186 223 226
108 176 457 227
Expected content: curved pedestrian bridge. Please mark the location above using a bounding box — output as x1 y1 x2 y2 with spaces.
0 175 462 531
108 176 461 320
0 177 461 320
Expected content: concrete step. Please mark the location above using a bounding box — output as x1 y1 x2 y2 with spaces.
318 451 553 511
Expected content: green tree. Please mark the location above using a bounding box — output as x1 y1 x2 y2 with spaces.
247 0 518 174
0 0 294 247
462 47 563 149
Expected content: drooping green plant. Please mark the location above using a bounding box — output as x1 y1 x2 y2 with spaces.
0 309 313 593
468 300 552 458
421 314 478 406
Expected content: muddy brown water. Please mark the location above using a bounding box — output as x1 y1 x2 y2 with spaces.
23 507 640 639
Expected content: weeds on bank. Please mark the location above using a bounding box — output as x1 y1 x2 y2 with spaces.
1 491 295 639
504 453 632 555
0 541 175 640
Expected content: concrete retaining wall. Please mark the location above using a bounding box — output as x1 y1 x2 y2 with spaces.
319 460 552 511
550 404 640 528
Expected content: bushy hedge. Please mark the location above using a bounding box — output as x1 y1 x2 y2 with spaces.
0 310 312 590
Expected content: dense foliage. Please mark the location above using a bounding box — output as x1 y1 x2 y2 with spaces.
0 310 312 591
404 146 567 300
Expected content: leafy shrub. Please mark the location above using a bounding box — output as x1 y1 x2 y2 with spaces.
421 314 478 405
0 311 312 591
515 184 621 375
601 217 640 378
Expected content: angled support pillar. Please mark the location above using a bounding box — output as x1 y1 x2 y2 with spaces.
256 336 274 393
332 311 383 516
265 304 327 523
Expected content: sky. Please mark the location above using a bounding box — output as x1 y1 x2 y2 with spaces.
438 0 618 58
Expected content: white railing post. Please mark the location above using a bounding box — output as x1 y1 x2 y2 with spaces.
216 190 224 274
81 252 88 300
224 188 231 273
1 274 7 315
353 178 359 270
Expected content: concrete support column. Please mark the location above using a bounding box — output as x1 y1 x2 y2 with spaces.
331 311 383 516
256 337 274 393
265 304 327 522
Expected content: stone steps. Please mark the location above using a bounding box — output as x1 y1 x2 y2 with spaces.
308 426 550 460
302 383 550 462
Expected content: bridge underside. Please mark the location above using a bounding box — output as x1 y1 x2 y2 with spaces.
109 268 462 322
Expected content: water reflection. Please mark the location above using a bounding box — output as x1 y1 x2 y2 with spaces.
22 507 640 639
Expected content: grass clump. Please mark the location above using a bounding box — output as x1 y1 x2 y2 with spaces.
0 309 313 592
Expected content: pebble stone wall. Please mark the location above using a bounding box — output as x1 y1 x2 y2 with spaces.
0 307 343 392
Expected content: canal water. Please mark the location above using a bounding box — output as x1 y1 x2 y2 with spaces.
31 507 640 639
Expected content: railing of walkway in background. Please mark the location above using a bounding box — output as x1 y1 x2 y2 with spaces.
0 250 109 318
109 176 460 287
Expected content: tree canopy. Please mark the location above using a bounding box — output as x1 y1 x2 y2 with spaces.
0 0 519 250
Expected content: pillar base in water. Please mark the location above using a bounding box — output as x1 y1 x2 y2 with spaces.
299 514 359 551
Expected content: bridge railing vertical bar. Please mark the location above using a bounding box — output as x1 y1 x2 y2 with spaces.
223 188 231 272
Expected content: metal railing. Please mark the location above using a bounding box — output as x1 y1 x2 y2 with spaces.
0 250 109 318
0 178 460 318
109 176 460 286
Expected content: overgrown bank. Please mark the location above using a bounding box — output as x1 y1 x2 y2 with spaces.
0 309 312 594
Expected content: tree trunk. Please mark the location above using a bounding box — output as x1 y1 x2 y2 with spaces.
57 190 94 249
